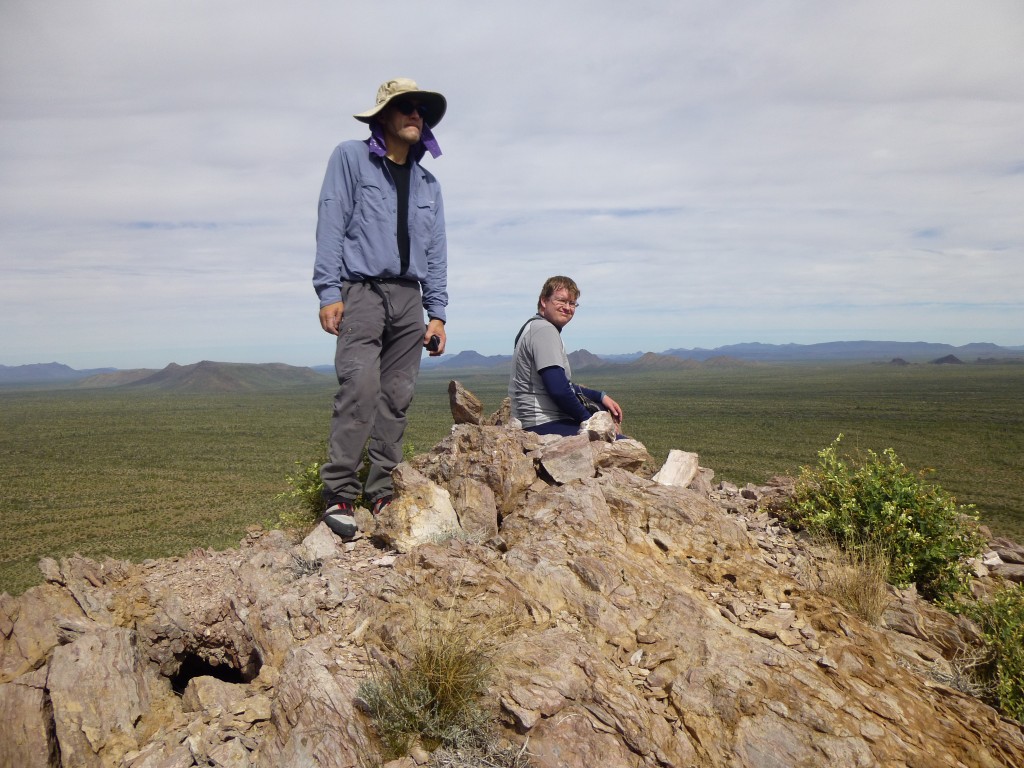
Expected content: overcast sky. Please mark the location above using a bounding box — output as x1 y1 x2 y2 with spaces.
2 0 1022 369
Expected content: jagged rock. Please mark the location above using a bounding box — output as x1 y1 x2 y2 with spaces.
448 476 500 539
652 449 699 488
991 536 1024 564
410 424 536 518
297 522 343 563
447 379 483 425
0 667 56 768
485 396 512 426
253 641 374 767
2 386 1024 768
47 627 158 767
374 463 462 552
181 675 246 715
983 550 1005 567
581 410 618 441
592 438 650 473
537 433 596 483
992 563 1024 583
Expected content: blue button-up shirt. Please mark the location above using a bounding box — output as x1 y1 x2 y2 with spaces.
313 139 448 322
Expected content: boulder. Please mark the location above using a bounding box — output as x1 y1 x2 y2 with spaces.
652 449 699 488
447 379 483 425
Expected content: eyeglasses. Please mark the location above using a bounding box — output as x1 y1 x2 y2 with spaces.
551 297 579 309
392 100 429 119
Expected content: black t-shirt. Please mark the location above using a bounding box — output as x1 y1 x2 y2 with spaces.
385 157 411 275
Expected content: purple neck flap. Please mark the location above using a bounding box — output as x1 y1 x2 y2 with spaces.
368 122 442 162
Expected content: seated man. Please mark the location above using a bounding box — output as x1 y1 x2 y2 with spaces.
508 275 624 437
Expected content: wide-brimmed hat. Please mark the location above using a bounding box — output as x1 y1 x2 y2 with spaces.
353 78 447 128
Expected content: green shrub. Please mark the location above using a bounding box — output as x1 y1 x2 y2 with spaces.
789 435 983 601
962 585 1024 722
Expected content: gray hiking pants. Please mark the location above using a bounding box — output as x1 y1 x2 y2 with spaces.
321 279 425 503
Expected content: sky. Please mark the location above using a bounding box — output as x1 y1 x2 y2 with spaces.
2 0 1023 370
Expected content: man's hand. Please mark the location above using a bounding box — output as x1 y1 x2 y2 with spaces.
319 302 344 335
601 394 624 425
424 318 446 356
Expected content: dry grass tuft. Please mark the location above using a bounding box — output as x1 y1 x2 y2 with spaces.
288 552 322 578
358 602 527 764
816 536 892 624
935 646 996 699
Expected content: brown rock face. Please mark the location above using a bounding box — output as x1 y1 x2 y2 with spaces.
1 401 1022 767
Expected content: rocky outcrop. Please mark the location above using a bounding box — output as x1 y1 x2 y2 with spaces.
1 387 1023 767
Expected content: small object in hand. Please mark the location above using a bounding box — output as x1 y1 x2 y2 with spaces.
426 334 441 352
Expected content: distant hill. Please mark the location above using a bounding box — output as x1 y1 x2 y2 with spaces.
112 361 328 393
77 369 161 388
434 350 512 370
568 349 614 371
0 362 116 384
597 351 646 364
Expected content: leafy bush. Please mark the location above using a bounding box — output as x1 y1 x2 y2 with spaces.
789 436 983 601
962 585 1024 722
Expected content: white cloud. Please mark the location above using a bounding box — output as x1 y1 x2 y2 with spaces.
1 0 1022 368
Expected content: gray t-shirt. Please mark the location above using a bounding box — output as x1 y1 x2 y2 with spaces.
508 315 573 428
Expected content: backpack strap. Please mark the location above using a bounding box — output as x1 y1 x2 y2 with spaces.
513 316 540 349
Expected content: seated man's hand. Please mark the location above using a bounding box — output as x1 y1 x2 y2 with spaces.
602 394 623 425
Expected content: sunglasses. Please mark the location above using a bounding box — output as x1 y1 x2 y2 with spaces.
392 100 430 120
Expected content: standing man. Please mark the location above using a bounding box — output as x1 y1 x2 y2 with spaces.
313 78 449 540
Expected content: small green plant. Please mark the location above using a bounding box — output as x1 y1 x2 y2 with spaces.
276 454 326 526
358 611 496 759
961 585 1024 722
789 435 984 601
275 442 418 528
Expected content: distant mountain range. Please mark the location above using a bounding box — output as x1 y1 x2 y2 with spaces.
0 361 328 392
3 341 1021 388
420 340 1024 371
662 340 1024 363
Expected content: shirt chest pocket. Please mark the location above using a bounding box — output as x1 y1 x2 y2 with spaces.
354 182 389 227
410 192 436 239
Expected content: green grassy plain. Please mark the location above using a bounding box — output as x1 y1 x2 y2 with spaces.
1 362 1022 595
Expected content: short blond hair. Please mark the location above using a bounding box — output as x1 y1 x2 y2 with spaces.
537 276 579 312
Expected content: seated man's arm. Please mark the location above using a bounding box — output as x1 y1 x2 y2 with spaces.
539 366 594 423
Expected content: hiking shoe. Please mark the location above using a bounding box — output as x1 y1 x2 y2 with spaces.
321 500 358 540
371 495 394 516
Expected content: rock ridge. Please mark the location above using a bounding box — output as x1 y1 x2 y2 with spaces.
1 386 1022 767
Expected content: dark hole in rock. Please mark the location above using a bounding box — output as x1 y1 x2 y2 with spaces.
170 651 260 695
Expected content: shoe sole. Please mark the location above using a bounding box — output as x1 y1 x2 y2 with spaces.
321 509 358 540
